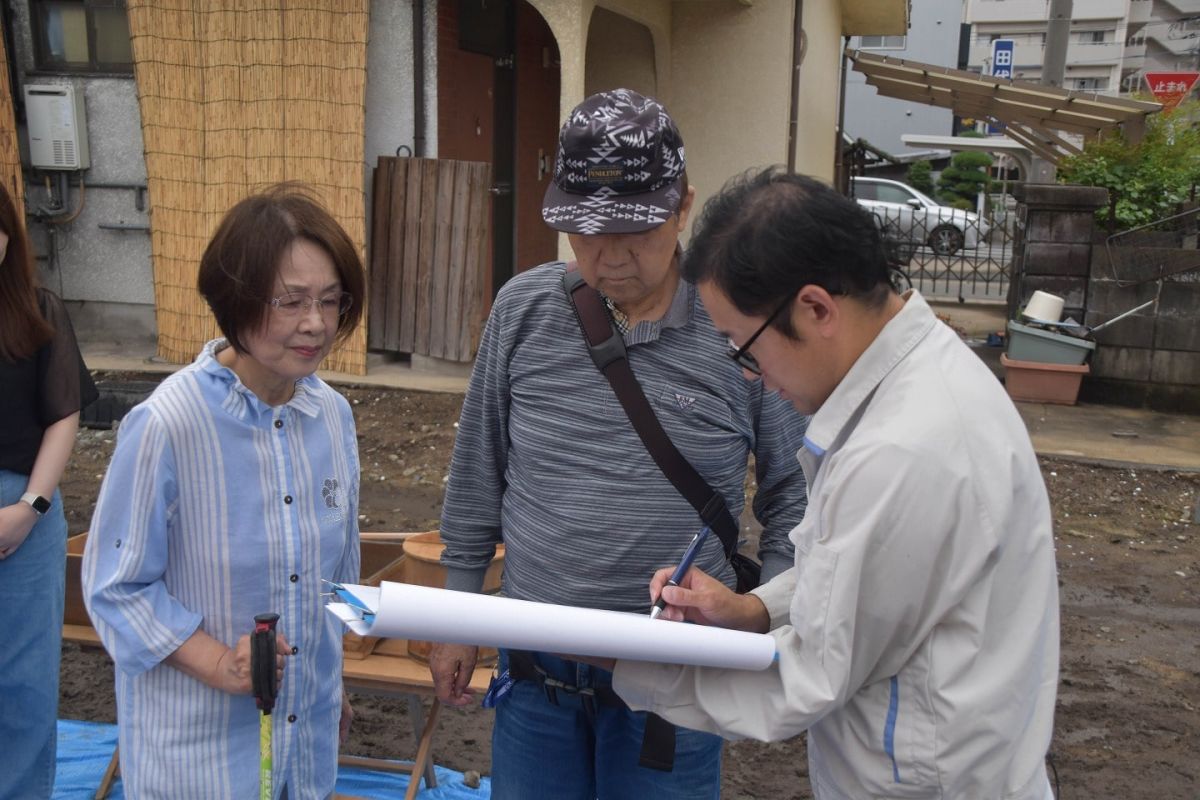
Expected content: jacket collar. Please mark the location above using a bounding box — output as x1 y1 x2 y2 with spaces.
802 290 937 456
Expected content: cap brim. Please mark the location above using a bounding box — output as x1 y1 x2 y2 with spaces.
541 178 682 235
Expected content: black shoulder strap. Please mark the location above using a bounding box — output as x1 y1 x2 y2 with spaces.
562 266 741 559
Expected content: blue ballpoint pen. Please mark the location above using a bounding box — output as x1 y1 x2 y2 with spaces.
649 525 712 620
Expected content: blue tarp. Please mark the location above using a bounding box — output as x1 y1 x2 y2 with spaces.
53 720 491 799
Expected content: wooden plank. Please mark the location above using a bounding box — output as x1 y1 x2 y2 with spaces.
443 161 471 359
458 162 491 361
412 159 440 355
384 158 409 352
62 623 102 647
398 159 424 353
341 651 492 694
367 159 393 350
426 160 458 358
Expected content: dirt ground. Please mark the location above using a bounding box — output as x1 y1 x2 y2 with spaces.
57 379 1200 798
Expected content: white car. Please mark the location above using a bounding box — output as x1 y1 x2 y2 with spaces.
851 176 989 256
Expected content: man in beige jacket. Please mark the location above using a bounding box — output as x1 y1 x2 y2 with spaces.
603 168 1060 799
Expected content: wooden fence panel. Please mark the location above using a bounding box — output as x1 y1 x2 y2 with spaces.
459 162 490 360
368 156 491 362
367 159 392 349
383 158 408 352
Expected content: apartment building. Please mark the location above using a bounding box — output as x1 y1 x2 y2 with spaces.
965 0 1200 95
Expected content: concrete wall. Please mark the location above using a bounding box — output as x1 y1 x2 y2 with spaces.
363 0 438 240
1011 183 1200 413
843 0 960 156
8 1 154 343
584 6 657 97
670 0 793 218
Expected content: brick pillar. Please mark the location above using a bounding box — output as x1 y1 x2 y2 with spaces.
1008 184 1109 322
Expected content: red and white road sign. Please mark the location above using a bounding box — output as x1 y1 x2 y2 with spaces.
1144 71 1200 112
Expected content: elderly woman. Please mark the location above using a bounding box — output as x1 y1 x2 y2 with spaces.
84 184 364 798
0 180 97 798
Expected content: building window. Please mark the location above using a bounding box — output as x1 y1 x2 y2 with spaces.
860 35 906 49
32 0 133 73
1076 30 1110 44
1074 78 1108 91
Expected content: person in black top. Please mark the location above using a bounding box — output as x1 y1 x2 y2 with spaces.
0 178 97 798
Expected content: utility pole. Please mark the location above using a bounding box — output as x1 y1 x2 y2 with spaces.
1030 0 1073 183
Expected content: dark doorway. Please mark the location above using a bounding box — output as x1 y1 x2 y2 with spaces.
439 0 559 299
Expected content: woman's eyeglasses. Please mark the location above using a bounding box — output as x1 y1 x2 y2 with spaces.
726 297 792 376
269 291 353 318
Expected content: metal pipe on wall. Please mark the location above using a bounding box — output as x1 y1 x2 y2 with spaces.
786 0 804 173
413 0 426 157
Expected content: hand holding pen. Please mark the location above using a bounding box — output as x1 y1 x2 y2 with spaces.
649 525 712 620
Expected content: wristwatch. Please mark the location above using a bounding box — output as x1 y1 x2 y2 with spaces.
20 492 50 516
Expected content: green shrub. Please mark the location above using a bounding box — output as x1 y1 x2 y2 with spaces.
1058 99 1200 230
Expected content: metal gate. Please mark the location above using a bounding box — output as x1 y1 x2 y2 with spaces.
865 189 1015 303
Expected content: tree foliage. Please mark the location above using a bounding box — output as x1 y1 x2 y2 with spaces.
1057 99 1200 230
906 160 934 194
938 150 993 210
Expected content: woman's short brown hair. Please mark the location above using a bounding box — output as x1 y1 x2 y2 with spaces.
198 183 365 354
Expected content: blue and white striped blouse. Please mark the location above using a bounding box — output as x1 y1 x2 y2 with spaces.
83 339 360 799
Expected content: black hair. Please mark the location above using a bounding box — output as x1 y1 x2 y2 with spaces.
683 167 891 336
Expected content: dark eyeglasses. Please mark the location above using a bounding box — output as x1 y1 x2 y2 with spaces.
726 297 792 376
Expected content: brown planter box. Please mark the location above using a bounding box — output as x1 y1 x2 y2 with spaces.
345 531 505 662
1001 353 1090 405
400 531 504 664
65 532 90 628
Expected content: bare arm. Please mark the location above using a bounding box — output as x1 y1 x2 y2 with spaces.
164 627 290 695
27 411 80 499
0 412 80 558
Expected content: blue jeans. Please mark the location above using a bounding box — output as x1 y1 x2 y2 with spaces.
490 651 722 800
0 470 67 800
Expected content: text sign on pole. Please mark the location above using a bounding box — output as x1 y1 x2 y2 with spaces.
987 39 1015 133
1144 72 1200 113
990 39 1015 80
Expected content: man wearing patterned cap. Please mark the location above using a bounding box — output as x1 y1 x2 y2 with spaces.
428 88 810 799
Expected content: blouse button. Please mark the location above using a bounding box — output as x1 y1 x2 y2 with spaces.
274 419 283 429
114 539 122 548
284 495 293 505
292 645 299 654
287 714 297 723
290 574 299 583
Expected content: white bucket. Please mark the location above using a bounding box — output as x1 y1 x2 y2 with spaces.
1022 290 1065 323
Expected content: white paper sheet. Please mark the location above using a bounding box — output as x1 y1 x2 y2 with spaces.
327 581 777 671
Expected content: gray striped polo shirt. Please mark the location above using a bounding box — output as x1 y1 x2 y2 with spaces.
440 261 809 613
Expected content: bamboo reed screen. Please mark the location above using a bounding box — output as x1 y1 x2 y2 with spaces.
368 156 491 362
127 1 369 373
0 18 24 210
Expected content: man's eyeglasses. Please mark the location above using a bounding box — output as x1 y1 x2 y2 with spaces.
727 297 792 376
269 291 353 318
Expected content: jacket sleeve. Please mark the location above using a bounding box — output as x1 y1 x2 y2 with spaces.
748 385 809 581
613 442 989 741
438 293 512 593
81 404 202 677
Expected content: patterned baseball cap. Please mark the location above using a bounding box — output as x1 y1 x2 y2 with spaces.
542 88 686 235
